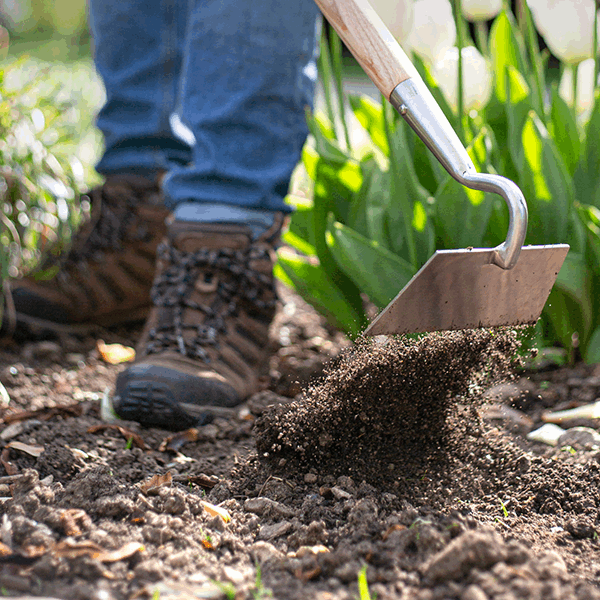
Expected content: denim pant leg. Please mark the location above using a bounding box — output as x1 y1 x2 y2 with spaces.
89 0 192 177
163 0 321 224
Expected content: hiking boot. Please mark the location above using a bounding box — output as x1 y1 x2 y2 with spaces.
4 173 170 338
113 215 283 430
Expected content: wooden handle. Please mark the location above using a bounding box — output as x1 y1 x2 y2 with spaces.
314 0 418 99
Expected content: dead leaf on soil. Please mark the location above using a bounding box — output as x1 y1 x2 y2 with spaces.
52 539 144 562
6 441 44 457
87 424 148 450
60 509 91 537
201 500 231 524
172 473 219 490
0 541 11 556
200 537 214 550
294 564 322 581
382 524 407 540
139 471 173 495
2 403 83 425
0 448 17 476
158 428 199 452
97 340 136 364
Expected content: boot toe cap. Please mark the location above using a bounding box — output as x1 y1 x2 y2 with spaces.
113 363 241 430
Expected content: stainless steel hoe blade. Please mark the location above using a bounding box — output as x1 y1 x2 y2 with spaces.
365 245 570 336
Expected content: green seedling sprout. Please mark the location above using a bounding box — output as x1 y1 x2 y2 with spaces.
560 445 577 455
252 562 273 599
125 436 133 450
213 580 236 600
500 499 509 518
357 565 373 600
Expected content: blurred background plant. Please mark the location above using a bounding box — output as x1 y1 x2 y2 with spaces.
279 0 600 363
0 0 103 326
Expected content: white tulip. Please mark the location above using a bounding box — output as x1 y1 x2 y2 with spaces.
462 0 502 21
559 58 598 114
528 0 600 65
433 45 493 111
369 0 415 44
407 0 457 64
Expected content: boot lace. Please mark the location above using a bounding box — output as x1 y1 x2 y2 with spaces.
145 239 276 363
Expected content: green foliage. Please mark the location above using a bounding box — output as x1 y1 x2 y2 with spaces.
278 11 600 361
0 58 96 325
357 565 373 600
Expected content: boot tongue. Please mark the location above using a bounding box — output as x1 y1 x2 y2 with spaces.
168 220 253 253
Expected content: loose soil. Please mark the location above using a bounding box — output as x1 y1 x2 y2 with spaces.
1 285 600 599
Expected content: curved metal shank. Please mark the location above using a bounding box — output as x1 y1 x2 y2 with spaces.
390 78 528 270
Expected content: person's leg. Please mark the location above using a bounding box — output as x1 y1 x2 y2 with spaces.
113 0 321 430
91 0 192 176
162 0 321 230
3 0 191 338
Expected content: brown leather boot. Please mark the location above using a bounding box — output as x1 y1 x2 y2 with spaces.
4 174 169 338
113 215 283 430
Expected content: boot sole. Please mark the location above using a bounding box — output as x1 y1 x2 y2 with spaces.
113 380 237 430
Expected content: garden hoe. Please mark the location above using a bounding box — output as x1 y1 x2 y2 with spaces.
314 0 569 335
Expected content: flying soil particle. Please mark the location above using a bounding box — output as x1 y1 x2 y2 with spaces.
254 328 524 487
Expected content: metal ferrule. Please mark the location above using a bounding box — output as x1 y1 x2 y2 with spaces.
390 78 528 270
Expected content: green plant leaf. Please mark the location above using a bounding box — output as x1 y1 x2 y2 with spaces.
275 251 363 337
490 10 528 103
348 94 389 156
584 326 600 363
326 215 416 308
520 111 572 244
550 88 581 176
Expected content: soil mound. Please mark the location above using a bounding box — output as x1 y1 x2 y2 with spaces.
255 328 522 486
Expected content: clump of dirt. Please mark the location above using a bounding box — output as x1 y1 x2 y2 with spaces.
255 328 523 486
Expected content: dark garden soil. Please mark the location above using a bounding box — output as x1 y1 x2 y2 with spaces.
1 284 600 599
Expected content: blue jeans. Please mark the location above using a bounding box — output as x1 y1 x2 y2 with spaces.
89 0 320 228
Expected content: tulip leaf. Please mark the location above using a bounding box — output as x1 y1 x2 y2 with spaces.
326 215 416 308
550 88 581 176
584 90 600 206
584 326 600 364
521 112 572 244
285 196 316 253
348 94 389 156
490 10 528 103
275 251 364 337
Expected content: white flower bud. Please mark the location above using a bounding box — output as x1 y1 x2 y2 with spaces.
559 58 598 114
433 45 493 111
528 0 600 65
462 0 502 21
369 0 415 44
407 0 457 64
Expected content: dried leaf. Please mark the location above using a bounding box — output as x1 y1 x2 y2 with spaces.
60 509 90 537
158 428 199 452
173 473 219 489
0 448 17 476
97 340 136 364
87 424 148 450
201 537 214 550
139 471 173 495
53 539 144 562
97 541 145 563
201 500 231 523
53 539 103 559
2 403 82 425
6 441 44 457
382 524 406 540
0 541 11 556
